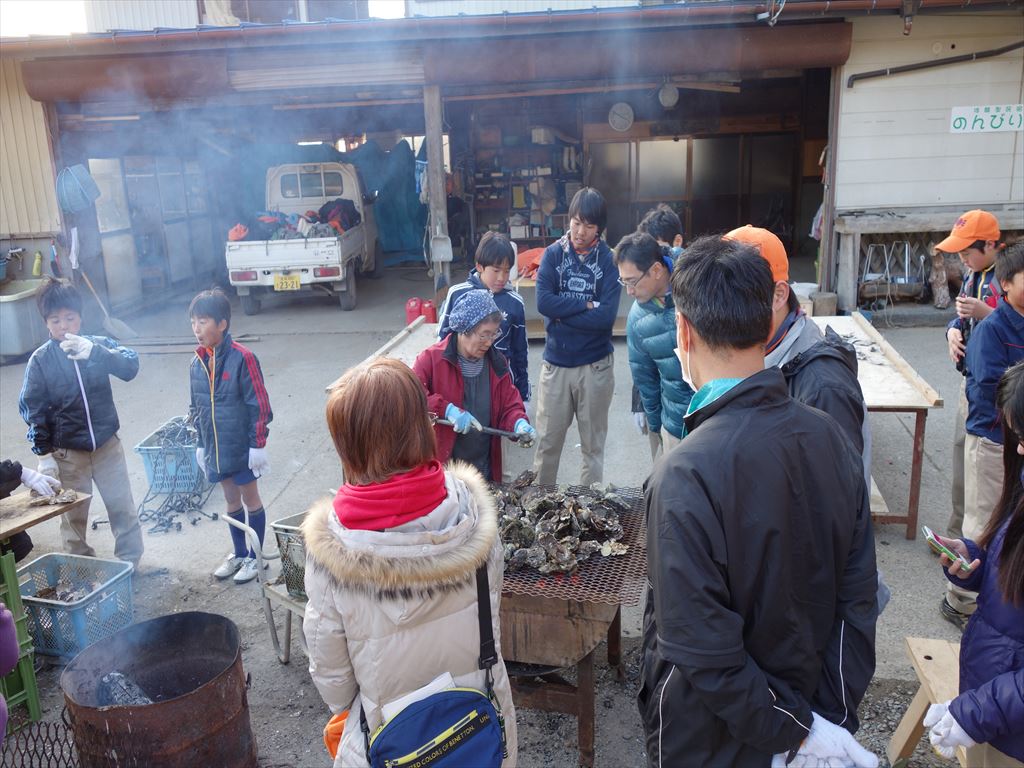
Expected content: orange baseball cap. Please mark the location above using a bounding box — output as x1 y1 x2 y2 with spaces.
935 210 1001 253
725 225 789 282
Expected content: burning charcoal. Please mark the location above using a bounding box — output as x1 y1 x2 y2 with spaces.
99 671 153 707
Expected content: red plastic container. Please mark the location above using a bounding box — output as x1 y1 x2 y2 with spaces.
405 297 422 325
421 300 437 323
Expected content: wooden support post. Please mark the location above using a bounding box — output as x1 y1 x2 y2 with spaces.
887 685 929 765
577 650 596 768
907 411 927 539
423 84 450 301
607 607 624 681
837 231 860 311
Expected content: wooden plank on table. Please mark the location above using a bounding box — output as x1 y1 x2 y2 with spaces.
500 592 618 667
851 311 943 407
325 316 439 390
0 491 92 539
811 314 940 411
526 316 627 340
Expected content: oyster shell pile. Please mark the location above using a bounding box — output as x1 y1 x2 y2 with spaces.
495 471 629 575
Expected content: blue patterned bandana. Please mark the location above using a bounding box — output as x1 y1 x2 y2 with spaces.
448 289 500 333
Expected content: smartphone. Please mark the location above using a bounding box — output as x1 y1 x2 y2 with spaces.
922 526 972 572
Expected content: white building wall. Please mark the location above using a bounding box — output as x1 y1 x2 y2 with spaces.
84 0 199 32
835 13 1024 211
406 0 629 17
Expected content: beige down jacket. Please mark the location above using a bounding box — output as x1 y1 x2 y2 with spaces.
302 461 518 768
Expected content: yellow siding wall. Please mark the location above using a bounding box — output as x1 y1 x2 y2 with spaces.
0 58 60 237
84 0 199 32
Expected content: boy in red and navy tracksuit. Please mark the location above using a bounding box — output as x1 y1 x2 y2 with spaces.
188 289 273 585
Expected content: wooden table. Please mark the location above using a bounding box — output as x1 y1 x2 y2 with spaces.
888 637 967 767
812 312 943 539
0 491 91 540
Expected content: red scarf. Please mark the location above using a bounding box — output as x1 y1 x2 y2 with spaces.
334 460 448 531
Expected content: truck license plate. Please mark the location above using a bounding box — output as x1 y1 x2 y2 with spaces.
274 274 301 291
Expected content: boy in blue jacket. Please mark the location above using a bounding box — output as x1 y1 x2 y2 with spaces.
438 231 529 402
189 289 273 585
944 242 1024 628
533 187 622 486
19 279 143 567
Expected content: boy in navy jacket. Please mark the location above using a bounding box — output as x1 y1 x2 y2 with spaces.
944 242 1024 628
189 289 273 585
533 187 621 485
19 279 143 567
438 231 529 402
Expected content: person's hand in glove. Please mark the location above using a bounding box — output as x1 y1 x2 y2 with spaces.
248 447 270 478
59 333 94 361
445 403 482 435
196 447 206 471
773 713 879 768
514 418 536 448
37 454 59 480
632 411 648 436
21 466 60 496
924 701 976 759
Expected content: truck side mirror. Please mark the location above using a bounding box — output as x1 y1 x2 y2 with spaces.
362 190 379 205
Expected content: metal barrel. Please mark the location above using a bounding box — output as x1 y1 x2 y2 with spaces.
61 611 257 768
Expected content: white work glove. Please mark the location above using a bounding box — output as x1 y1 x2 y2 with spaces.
196 447 205 471
60 333 94 361
513 418 536 448
37 454 59 480
21 466 60 496
773 713 879 768
924 701 976 759
248 447 269 478
632 411 648 435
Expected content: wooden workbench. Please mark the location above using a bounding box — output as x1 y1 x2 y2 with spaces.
0 491 91 540
812 312 943 539
513 278 630 341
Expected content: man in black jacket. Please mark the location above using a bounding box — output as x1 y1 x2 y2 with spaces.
638 236 879 767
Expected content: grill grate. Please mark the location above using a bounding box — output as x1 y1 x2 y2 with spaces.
500 485 647 607
0 709 78 768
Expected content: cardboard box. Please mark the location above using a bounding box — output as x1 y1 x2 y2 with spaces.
532 127 555 145
510 225 529 239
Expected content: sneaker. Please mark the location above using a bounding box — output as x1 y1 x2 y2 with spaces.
233 557 266 584
213 554 244 579
940 597 971 632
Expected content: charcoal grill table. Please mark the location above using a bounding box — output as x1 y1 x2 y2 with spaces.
499 485 647 768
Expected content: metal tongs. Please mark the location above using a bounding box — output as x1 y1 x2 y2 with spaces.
429 412 520 441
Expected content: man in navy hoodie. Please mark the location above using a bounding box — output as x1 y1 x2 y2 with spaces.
533 187 622 486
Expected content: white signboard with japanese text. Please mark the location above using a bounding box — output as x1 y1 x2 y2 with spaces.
950 105 1023 133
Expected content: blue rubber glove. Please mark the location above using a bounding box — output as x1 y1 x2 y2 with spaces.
514 418 536 448
445 403 482 434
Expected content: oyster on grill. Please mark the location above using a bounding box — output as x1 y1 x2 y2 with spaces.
496 477 628 575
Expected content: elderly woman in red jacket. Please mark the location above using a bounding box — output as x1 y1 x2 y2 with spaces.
413 289 535 482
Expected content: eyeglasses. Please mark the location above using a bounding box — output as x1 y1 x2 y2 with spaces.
470 330 499 342
617 265 651 289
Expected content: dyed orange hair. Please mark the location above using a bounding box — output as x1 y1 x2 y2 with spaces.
326 358 437 485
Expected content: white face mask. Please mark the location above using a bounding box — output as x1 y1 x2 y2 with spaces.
676 320 695 390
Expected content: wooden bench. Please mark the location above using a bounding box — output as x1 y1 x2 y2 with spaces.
888 637 967 767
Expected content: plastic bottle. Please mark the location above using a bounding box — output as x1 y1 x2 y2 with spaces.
32 251 43 277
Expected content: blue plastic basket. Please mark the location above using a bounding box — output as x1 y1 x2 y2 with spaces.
135 420 203 494
18 554 134 662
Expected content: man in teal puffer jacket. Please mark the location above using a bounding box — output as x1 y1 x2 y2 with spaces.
615 232 693 459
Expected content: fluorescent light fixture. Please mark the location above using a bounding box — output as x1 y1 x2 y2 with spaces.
297 140 324 146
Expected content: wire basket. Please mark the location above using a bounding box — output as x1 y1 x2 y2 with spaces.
0 709 78 768
271 513 307 599
18 554 134 663
135 419 203 494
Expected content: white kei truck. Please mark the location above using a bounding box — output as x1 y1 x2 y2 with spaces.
226 162 379 314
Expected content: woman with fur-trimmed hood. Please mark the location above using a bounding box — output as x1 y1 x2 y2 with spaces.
302 358 517 768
